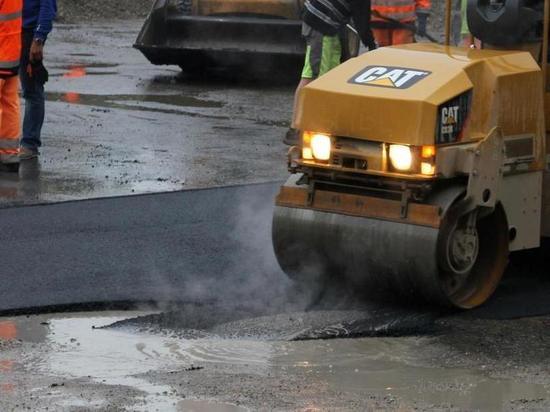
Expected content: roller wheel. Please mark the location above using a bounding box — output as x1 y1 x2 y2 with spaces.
437 204 509 309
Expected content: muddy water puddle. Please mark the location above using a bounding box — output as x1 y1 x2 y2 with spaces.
46 91 223 114
4 312 247 411
2 311 549 411
46 61 226 116
279 339 550 411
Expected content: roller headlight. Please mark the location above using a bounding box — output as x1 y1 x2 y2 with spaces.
311 134 331 161
389 144 413 171
302 132 332 161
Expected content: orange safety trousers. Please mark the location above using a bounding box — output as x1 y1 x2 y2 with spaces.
0 76 20 163
372 27 415 47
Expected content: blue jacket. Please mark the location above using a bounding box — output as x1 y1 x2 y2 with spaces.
23 0 57 40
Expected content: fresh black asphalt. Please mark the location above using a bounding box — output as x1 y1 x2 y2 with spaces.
0 182 288 313
1 182 550 322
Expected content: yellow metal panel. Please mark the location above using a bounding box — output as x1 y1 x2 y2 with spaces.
296 44 544 151
197 0 299 19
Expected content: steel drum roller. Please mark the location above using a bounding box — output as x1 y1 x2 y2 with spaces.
272 176 509 308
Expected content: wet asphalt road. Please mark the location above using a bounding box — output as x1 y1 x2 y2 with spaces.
0 182 290 313
2 177 550 322
0 20 292 207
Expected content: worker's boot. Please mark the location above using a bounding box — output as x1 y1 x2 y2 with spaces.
283 128 300 146
19 146 39 161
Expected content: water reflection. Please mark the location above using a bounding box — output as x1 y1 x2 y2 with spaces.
0 159 42 206
0 179 17 199
63 66 87 79
63 91 81 103
0 360 14 371
0 321 17 396
46 91 223 112
0 321 17 340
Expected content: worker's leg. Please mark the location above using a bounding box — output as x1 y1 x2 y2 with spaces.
392 28 415 45
286 26 341 145
291 77 313 123
372 28 392 47
20 29 45 152
0 76 21 165
460 0 470 46
290 29 321 129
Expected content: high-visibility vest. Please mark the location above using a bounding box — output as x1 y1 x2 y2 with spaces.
372 0 431 23
0 0 22 77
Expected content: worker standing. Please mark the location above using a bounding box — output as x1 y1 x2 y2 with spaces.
0 0 23 170
284 0 376 145
371 0 431 47
18 0 56 160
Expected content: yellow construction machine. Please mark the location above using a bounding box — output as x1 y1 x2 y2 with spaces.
273 0 550 309
134 0 304 73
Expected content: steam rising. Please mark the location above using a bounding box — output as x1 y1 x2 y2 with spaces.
137 183 311 320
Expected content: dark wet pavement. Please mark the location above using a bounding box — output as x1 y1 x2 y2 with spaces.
0 183 289 313
2 180 550 325
0 20 292 207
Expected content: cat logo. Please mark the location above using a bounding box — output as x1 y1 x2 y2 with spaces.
349 66 431 89
441 105 459 135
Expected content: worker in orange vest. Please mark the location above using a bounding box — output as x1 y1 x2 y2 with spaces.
371 0 431 47
0 0 22 171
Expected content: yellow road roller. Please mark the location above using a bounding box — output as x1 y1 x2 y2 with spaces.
273 0 550 309
134 0 304 73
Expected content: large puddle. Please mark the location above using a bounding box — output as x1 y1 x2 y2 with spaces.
281 339 549 411
45 91 225 117
1 312 549 411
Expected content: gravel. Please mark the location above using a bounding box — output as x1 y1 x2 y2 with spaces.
432 315 550 385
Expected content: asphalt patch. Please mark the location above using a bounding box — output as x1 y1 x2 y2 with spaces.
106 301 439 341
291 311 438 341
